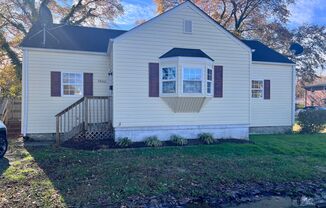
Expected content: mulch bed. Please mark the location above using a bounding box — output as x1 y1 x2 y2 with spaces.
61 138 253 150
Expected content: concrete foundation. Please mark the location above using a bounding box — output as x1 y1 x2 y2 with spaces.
26 125 292 142
114 124 249 142
249 126 292 135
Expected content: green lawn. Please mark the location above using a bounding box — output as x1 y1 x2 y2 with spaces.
0 134 325 207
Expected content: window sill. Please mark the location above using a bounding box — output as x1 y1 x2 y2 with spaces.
160 93 212 98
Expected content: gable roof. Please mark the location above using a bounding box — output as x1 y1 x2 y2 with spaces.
160 48 214 61
20 2 294 64
114 1 251 53
20 23 126 53
242 40 295 64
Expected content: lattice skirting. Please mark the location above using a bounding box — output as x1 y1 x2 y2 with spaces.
63 122 114 141
74 130 114 141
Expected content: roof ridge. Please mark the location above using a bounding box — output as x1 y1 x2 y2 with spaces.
51 23 128 32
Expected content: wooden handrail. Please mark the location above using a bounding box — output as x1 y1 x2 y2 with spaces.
55 96 109 117
55 97 85 117
55 96 112 145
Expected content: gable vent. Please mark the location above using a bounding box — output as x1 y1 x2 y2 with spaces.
184 20 192 33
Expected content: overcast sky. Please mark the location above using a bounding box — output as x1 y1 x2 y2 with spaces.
111 0 326 30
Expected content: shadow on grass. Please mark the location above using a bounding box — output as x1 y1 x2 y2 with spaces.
22 134 326 207
24 145 118 207
0 157 9 176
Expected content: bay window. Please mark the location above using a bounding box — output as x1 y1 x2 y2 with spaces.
157 48 216 112
159 56 214 97
183 67 203 93
162 67 176 93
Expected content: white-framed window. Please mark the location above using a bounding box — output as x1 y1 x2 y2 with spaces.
251 80 263 98
183 67 203 93
207 68 213 95
184 20 192 33
62 72 83 96
161 67 176 93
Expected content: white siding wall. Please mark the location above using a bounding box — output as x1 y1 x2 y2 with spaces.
25 49 109 134
250 63 294 127
113 4 251 128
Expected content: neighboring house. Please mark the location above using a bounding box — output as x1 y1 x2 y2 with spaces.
20 1 296 142
304 83 326 107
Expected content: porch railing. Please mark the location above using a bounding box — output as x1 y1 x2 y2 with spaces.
55 96 112 145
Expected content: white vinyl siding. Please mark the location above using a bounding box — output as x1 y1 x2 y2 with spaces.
113 3 251 127
25 49 109 134
250 63 293 127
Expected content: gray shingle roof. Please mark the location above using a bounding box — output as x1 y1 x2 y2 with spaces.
242 40 295 64
21 24 294 64
160 48 214 61
20 24 126 53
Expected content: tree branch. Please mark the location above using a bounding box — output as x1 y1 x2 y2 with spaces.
0 32 22 79
60 0 83 24
72 8 96 25
0 12 27 34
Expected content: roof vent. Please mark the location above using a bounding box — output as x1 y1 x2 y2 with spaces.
184 20 192 33
38 2 53 27
29 3 63 46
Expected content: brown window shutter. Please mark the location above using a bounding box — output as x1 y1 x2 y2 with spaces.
214 65 223 97
84 73 93 96
264 80 271 99
51 71 61 97
149 63 159 97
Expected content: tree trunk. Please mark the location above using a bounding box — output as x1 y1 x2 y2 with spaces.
0 33 22 80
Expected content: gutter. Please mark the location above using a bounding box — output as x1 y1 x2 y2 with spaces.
252 61 296 66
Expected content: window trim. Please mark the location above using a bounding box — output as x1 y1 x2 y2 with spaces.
61 72 84 97
181 66 205 95
160 66 177 95
251 79 264 99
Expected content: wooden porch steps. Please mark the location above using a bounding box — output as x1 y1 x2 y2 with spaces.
55 96 113 145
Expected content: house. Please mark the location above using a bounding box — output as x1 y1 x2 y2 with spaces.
304 83 326 107
20 1 296 142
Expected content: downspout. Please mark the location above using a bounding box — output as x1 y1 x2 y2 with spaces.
109 39 115 129
248 50 253 129
291 65 296 126
22 48 29 136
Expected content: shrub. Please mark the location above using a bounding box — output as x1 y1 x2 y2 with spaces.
170 135 188 146
298 110 326 134
116 137 132 148
144 136 163 147
198 133 215 144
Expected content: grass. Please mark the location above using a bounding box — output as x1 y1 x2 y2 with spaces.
0 134 326 207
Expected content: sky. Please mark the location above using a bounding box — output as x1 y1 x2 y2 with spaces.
111 0 326 30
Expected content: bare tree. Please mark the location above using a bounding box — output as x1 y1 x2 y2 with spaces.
0 0 124 79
